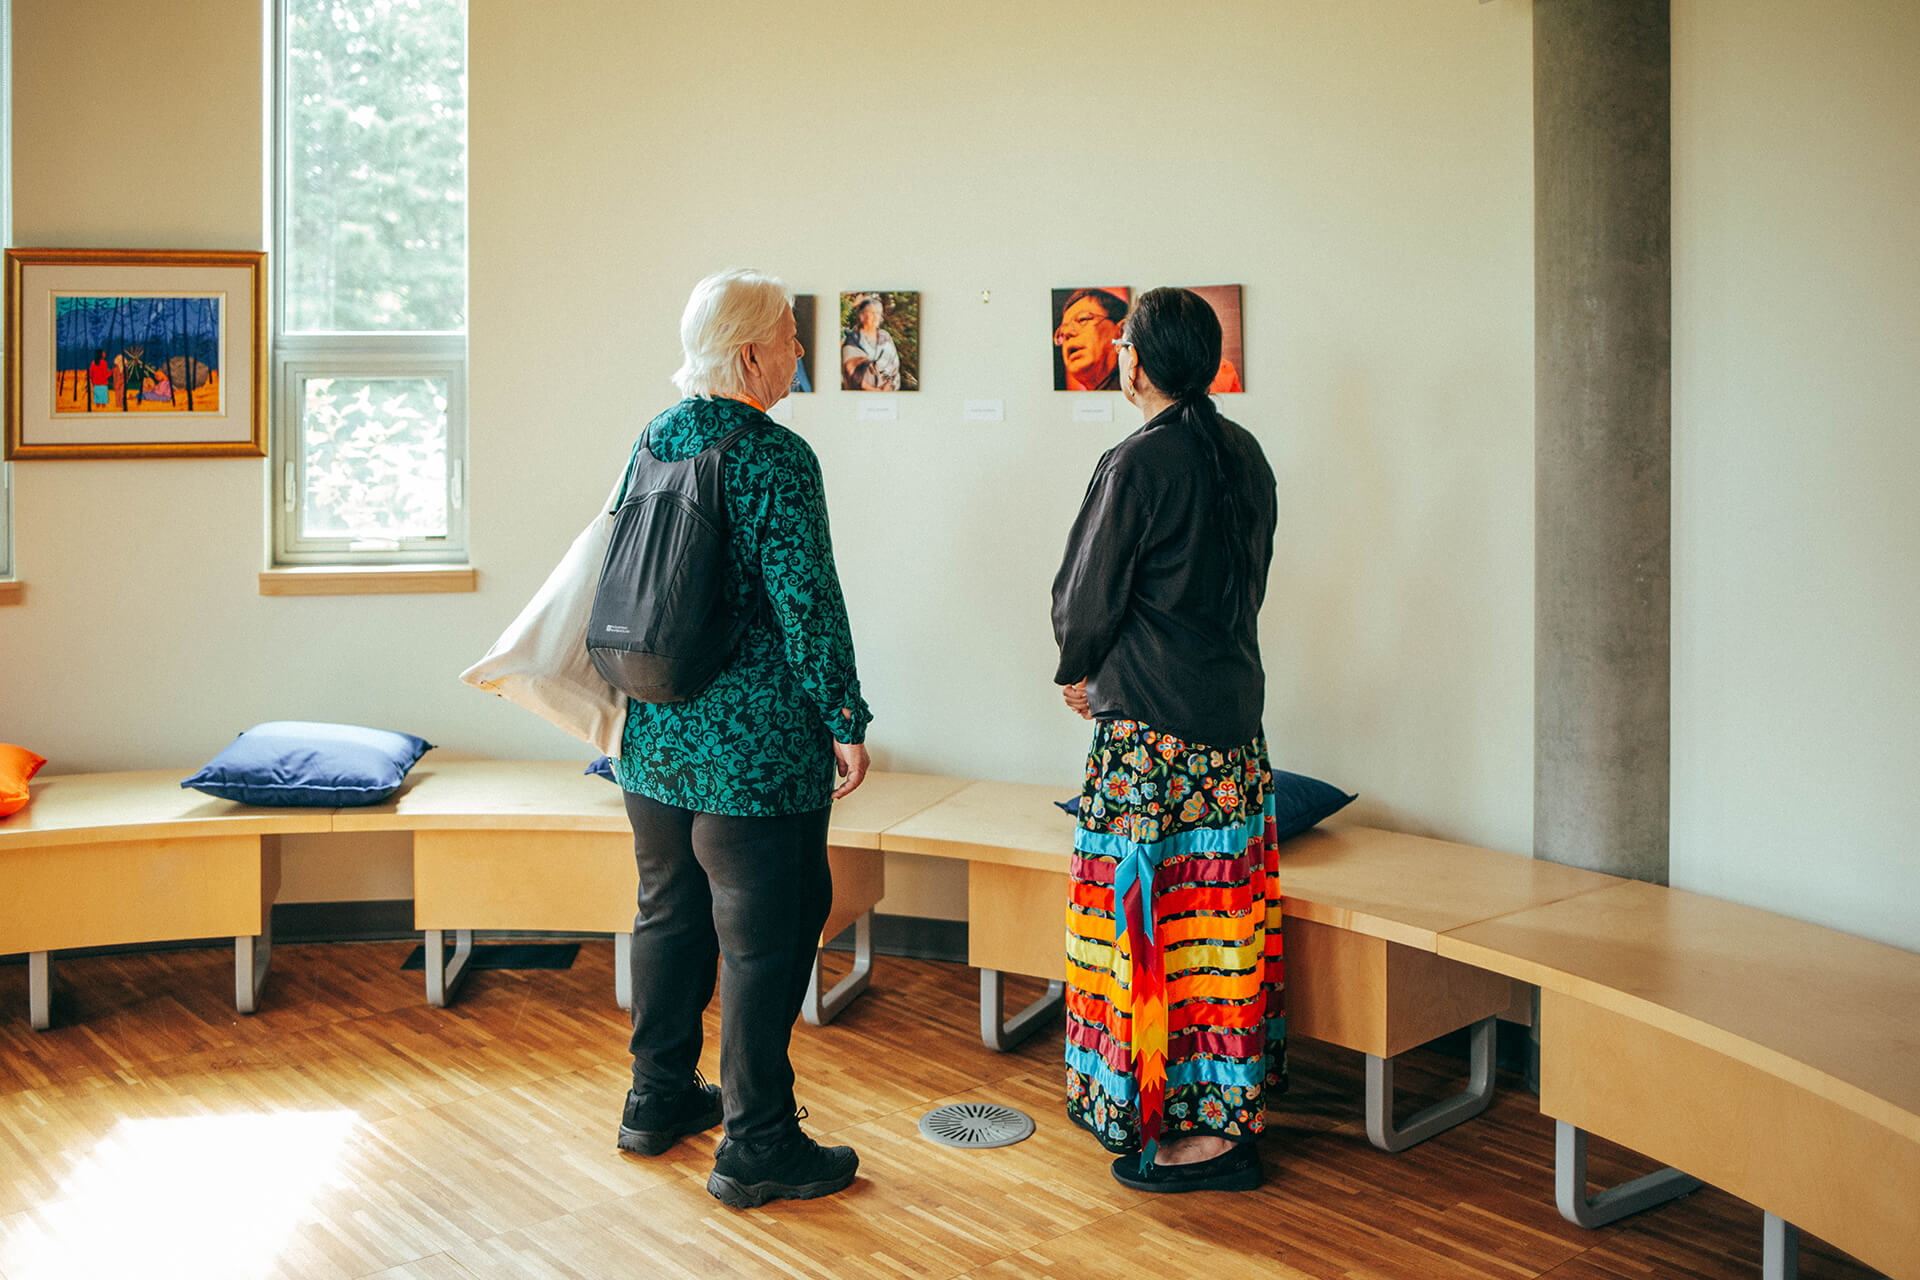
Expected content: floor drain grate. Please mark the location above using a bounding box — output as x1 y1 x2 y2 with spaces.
917 1102 1035 1149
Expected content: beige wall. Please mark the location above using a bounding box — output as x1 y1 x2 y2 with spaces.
1670 0 1920 949
468 0 1538 856
4 1 1537 914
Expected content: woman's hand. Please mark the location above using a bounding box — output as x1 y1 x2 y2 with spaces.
1062 680 1092 720
831 740 870 799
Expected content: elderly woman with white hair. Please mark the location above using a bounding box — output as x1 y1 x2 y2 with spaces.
609 268 871 1209
840 293 901 390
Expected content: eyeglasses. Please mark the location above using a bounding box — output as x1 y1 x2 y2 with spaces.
1055 311 1117 336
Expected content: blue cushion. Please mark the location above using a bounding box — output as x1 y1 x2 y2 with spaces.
182 721 433 807
1058 768 1355 841
1269 769 1358 842
585 755 617 782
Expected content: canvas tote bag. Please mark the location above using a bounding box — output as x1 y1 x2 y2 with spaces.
460 475 628 755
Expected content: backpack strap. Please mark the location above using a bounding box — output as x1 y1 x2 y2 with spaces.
612 419 758 510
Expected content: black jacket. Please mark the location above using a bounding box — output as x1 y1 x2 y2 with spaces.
1051 404 1277 749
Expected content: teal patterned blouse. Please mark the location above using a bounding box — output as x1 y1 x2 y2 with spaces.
610 395 872 816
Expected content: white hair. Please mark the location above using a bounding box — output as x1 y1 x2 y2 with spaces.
671 268 793 399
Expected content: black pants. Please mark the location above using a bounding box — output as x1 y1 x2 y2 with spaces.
623 789 833 1147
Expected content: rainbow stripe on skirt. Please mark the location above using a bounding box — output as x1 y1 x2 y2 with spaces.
1064 719 1286 1166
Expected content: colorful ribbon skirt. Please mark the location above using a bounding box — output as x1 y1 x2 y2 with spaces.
1064 719 1286 1165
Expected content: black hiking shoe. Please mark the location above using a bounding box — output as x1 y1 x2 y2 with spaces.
616 1074 722 1156
706 1109 859 1208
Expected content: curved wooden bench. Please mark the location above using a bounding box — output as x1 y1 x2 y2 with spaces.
334 763 965 1015
0 764 967 1025
11 763 1913 1277
881 780 1619 1150
0 770 332 1028
1442 880 1920 1280
880 782 1920 1275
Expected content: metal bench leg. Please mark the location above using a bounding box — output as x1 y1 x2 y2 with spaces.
1365 1015 1498 1152
1763 1212 1799 1280
234 915 274 1014
425 928 474 1008
802 911 874 1027
614 932 633 1012
980 969 1065 1051
1556 1119 1702 1227
29 952 51 1031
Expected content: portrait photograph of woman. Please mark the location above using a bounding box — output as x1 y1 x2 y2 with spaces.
838 291 919 391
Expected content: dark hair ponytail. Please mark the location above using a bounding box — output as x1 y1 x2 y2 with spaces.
1125 287 1259 615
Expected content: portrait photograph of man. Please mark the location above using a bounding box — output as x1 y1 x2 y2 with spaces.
1051 287 1130 391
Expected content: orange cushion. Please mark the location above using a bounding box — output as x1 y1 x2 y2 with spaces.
0 743 47 817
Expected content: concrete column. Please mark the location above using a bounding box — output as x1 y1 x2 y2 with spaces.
1534 1 1671 882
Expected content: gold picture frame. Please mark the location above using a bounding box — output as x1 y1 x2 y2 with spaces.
4 248 267 460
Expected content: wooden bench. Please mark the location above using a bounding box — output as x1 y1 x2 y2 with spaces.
0 769 330 1028
9 762 1914 1276
876 779 1621 1152
0 764 965 1025
865 781 1920 1274
333 763 966 1016
1441 880 1920 1280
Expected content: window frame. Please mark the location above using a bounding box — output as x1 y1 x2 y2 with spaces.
268 0 470 568
272 339 468 563
0 462 13 582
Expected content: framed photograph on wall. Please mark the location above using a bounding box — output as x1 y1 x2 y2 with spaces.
1051 287 1130 391
4 248 268 459
790 293 816 393
1182 283 1245 393
839 291 919 391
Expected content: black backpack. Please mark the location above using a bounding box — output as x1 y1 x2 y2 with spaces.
587 423 754 703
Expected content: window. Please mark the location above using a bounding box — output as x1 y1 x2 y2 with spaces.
272 0 468 565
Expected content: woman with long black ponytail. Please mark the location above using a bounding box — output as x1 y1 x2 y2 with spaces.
1052 287 1282 1193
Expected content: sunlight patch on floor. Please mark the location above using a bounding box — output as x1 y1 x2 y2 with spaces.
0 1110 359 1280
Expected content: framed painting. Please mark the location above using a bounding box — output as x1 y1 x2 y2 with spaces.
4 248 268 459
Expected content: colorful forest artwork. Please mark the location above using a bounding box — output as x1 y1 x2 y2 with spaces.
52 294 223 415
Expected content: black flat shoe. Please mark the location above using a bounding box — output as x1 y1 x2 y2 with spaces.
1110 1142 1261 1193
1068 1108 1141 1155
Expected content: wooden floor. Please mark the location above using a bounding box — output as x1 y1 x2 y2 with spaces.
0 942 1888 1280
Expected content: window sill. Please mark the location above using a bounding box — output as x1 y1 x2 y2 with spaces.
0 581 22 606
259 566 477 597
